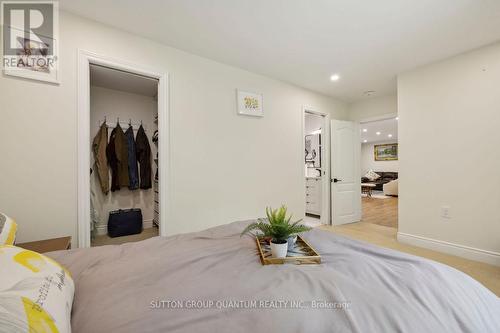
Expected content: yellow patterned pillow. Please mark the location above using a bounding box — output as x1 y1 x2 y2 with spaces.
0 213 17 245
0 245 74 333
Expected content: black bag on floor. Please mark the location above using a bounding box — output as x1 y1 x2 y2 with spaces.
107 208 143 237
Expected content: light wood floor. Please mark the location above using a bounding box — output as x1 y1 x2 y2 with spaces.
319 222 500 296
91 227 158 247
362 195 398 228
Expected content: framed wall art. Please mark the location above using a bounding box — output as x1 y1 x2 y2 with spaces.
374 143 398 161
236 89 263 117
1 1 60 84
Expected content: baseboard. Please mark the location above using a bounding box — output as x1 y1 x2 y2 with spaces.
397 232 500 267
94 219 154 236
95 225 107 236
143 219 153 229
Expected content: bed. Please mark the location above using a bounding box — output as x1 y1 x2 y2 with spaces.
48 221 500 333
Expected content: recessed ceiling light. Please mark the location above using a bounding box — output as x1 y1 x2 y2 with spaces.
330 74 340 81
395 117 399 120
388 134 393 138
376 131 381 135
363 139 368 143
362 128 367 132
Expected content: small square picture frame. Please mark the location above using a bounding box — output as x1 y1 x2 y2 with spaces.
236 89 263 117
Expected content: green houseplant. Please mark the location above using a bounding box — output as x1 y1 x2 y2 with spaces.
241 206 312 258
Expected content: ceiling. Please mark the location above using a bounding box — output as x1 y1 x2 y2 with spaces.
62 0 500 102
90 64 158 97
360 117 398 143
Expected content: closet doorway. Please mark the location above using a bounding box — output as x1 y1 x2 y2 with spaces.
77 51 169 248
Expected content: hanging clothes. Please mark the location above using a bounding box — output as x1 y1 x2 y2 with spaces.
90 166 102 240
107 123 129 191
135 124 152 189
92 122 109 194
125 125 139 190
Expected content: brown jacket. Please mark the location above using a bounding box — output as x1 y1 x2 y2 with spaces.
107 124 129 191
92 122 109 194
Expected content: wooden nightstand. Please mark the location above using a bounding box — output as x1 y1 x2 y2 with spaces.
17 236 71 253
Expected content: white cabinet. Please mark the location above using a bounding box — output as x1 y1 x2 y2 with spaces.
306 177 322 215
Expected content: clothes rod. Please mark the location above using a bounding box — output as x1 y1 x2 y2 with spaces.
90 63 159 82
98 120 147 131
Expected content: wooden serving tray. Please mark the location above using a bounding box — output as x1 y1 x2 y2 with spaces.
256 236 321 265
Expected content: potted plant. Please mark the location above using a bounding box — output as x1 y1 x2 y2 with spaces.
241 206 312 258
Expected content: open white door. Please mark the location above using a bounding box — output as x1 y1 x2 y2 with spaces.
331 120 361 225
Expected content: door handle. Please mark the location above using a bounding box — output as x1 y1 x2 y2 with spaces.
332 178 342 183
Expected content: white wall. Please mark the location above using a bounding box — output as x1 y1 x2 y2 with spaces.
361 141 399 176
90 86 158 233
348 94 397 121
398 42 500 265
0 11 347 244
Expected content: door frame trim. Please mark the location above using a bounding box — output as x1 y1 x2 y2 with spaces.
358 112 398 225
77 49 170 248
302 106 331 225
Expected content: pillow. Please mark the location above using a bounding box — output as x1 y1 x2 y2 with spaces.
0 213 17 245
0 245 74 333
364 170 381 181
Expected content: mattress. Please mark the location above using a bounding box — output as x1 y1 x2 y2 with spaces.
48 221 500 333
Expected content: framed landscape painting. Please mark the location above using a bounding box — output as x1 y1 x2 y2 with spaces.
374 143 398 161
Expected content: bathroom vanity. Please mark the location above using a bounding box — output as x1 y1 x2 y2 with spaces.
305 177 322 215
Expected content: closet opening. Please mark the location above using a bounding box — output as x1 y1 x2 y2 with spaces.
89 64 159 246
77 50 169 248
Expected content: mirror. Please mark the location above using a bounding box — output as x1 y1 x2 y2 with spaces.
305 134 321 167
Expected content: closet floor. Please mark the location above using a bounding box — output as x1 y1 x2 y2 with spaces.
91 227 159 247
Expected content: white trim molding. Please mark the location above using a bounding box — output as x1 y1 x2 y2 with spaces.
397 232 500 267
358 112 398 124
77 50 170 248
